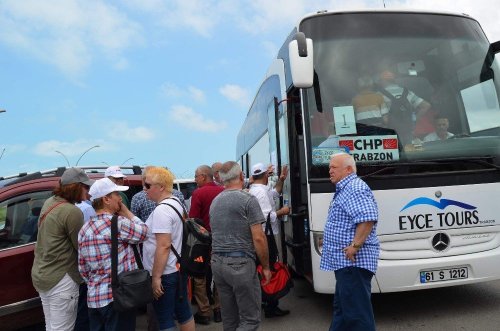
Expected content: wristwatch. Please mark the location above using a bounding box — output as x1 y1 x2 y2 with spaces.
351 242 363 249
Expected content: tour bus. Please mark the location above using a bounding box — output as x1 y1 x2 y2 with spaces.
236 10 500 293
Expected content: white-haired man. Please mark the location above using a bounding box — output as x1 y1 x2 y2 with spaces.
320 153 379 331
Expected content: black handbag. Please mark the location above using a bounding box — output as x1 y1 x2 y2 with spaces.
111 215 153 312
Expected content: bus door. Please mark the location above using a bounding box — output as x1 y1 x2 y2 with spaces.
281 90 312 276
267 97 287 261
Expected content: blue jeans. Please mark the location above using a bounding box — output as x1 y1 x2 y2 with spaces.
152 272 193 330
88 302 136 331
330 267 375 331
74 283 90 331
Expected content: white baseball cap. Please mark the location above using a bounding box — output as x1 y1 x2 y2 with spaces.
89 178 129 201
104 166 127 178
251 163 268 176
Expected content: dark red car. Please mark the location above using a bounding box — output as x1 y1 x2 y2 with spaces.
0 167 146 330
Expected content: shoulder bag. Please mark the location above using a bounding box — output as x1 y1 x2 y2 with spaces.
111 215 153 312
257 213 293 302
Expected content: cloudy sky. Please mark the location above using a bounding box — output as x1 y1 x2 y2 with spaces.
1 0 499 178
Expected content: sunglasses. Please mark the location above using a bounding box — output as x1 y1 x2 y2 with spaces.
144 182 154 189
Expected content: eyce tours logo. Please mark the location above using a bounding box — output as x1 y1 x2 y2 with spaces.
398 197 480 231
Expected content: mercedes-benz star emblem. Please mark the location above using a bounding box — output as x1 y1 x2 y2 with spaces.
432 233 450 251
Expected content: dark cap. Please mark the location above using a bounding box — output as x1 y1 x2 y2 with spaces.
60 167 95 186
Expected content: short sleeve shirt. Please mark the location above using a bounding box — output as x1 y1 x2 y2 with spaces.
142 198 184 275
210 189 265 259
320 173 380 273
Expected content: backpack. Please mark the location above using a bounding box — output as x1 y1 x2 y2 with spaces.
161 201 211 277
378 86 414 144
378 86 413 116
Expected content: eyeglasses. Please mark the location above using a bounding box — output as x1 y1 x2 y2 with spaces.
144 182 155 190
195 174 205 178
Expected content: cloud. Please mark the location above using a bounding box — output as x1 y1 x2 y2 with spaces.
107 122 155 142
0 0 143 78
168 105 226 133
219 84 251 108
124 0 226 37
160 83 206 103
188 86 206 103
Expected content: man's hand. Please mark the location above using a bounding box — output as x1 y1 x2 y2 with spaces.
117 202 135 220
261 267 272 286
343 245 358 262
280 165 289 181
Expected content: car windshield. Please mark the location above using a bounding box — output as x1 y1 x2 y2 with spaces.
301 12 500 178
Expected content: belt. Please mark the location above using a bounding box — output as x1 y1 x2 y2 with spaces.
215 251 248 258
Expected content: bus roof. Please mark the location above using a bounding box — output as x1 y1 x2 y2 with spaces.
295 9 476 29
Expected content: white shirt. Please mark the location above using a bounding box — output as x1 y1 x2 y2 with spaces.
75 200 96 223
249 183 281 235
423 131 454 142
143 198 184 275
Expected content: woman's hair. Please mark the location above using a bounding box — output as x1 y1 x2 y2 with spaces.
219 161 241 185
53 182 85 204
147 166 174 193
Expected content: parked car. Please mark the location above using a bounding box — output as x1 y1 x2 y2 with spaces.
0 166 194 330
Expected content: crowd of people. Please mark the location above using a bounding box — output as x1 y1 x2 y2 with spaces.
31 162 295 331
31 152 380 331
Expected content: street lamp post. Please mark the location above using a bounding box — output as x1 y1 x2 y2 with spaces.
55 150 70 167
76 145 100 166
120 157 134 166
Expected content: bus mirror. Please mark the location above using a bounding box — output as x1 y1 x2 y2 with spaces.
491 41 500 54
289 32 314 88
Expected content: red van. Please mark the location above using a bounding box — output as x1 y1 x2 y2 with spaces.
0 167 145 330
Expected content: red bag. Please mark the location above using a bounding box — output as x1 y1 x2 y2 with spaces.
257 261 293 301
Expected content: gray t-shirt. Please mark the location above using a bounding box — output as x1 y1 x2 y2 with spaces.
210 189 265 259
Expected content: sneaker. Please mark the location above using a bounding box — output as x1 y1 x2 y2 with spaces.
213 309 222 323
194 313 211 325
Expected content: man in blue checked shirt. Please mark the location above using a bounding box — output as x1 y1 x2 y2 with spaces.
320 152 379 331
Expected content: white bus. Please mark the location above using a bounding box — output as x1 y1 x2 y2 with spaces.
236 10 500 293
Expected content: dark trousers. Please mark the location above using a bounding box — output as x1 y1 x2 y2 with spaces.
330 267 375 331
88 303 136 331
74 283 90 331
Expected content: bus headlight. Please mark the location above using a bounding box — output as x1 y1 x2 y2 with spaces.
313 232 324 256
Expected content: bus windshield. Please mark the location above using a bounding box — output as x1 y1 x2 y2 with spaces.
302 13 500 179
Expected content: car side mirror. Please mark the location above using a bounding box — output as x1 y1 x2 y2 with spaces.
289 32 314 88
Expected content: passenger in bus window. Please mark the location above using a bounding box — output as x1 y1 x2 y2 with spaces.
352 75 389 127
377 70 431 145
320 153 379 331
423 115 454 142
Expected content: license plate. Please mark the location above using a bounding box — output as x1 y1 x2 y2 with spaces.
420 267 468 283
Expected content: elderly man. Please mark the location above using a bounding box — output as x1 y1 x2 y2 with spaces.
320 153 379 331
211 162 223 186
210 161 271 331
189 165 224 324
